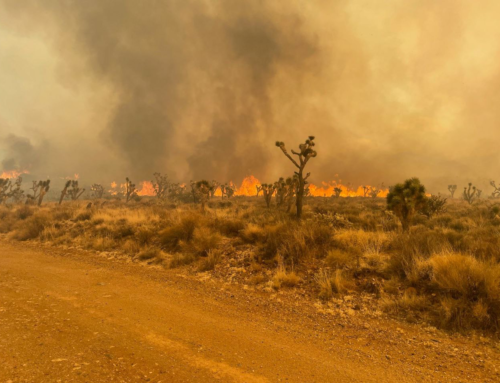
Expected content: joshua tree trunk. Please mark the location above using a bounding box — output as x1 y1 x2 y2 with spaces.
275 137 317 219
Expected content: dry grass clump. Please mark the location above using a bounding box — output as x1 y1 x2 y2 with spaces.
191 227 222 257
272 265 300 289
136 248 167 264
428 253 500 330
197 249 222 272
315 269 345 300
11 211 52 241
159 215 198 251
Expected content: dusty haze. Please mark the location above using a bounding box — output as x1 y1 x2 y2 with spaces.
1 0 499 193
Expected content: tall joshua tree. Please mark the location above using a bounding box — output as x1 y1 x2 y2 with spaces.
125 177 137 203
193 180 211 212
333 187 342 198
27 180 50 206
463 183 479 205
448 184 457 198
275 136 317 219
387 178 428 232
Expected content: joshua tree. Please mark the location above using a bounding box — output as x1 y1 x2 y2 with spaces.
490 181 500 198
333 187 342 198
463 183 479 205
362 186 370 198
275 136 317 219
152 172 169 199
27 180 50 206
125 177 137 203
9 177 24 203
168 183 186 201
260 183 276 208
90 184 105 199
274 177 286 206
448 184 457 198
209 180 220 198
387 178 428 232
421 195 447 219
220 183 235 199
193 180 211 212
59 180 85 204
0 178 12 204
256 185 263 197
283 176 299 213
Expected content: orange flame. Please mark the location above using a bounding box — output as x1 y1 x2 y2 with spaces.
137 181 155 196
0 170 29 179
235 175 261 196
308 181 389 198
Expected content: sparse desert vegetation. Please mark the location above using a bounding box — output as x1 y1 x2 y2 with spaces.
1 182 500 336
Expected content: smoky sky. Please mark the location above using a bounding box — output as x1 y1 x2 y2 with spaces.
1 0 500 193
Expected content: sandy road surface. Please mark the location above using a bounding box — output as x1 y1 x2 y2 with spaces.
0 241 499 382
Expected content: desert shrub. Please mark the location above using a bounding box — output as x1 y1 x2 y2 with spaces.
75 211 92 221
12 212 52 241
324 249 355 269
169 253 196 268
159 215 198 251
239 223 267 244
272 266 300 289
135 227 155 246
428 253 500 331
136 248 165 264
213 217 245 237
122 239 141 255
198 249 222 271
191 227 222 256
91 236 116 251
258 223 333 263
315 269 344 300
15 205 34 220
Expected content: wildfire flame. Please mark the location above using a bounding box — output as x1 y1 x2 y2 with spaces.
109 176 389 199
235 175 260 196
137 181 155 196
0 170 29 179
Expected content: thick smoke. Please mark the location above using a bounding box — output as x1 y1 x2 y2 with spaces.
1 0 500 193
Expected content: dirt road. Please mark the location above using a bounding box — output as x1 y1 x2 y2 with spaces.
0 242 498 382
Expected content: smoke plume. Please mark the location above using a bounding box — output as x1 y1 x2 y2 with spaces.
1 0 500 193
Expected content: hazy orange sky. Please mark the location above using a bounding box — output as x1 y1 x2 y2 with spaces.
1 1 499 193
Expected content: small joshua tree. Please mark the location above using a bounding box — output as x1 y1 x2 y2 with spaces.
260 183 276 208
27 180 50 206
168 183 186 201
333 187 342 198
448 185 457 198
125 177 137 203
387 178 428 232
362 186 370 198
220 183 235 199
60 180 85 204
421 195 447 219
9 177 24 203
283 176 299 213
90 184 105 199
209 180 220 198
490 181 500 199
152 172 170 199
193 180 211 212
256 185 263 197
275 136 317 219
463 183 479 205
0 178 12 204
274 177 286 206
